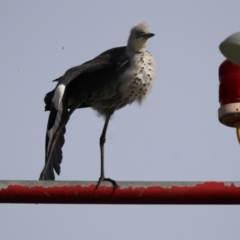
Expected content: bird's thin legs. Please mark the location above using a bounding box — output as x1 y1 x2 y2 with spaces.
96 112 118 188
99 114 111 178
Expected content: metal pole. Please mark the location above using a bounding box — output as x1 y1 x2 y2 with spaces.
0 181 240 204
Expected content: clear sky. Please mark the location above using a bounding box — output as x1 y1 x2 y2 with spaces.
1 1 240 239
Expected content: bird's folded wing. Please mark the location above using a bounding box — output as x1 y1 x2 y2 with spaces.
40 46 129 180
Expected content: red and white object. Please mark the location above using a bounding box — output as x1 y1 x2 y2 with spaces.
218 59 240 142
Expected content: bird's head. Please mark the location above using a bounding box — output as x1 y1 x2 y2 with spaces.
127 21 155 53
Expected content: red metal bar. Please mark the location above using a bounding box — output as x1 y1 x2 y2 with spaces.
0 181 240 204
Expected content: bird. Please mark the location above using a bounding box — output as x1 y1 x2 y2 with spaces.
39 21 156 187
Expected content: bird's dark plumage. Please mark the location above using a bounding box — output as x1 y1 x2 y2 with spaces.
39 22 156 183
40 47 129 180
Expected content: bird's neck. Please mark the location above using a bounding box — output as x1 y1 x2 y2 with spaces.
126 46 146 59
126 38 147 58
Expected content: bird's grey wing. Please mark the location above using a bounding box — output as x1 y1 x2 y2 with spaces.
55 46 127 86
44 47 128 112
39 46 129 180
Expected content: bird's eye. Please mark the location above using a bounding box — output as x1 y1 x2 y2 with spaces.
136 31 144 38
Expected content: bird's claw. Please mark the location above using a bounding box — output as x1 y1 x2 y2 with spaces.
96 177 118 189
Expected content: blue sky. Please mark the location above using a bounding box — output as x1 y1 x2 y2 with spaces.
1 1 240 239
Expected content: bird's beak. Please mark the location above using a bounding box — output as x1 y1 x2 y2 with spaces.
141 33 155 39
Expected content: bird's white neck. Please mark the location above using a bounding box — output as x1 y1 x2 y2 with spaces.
126 39 147 58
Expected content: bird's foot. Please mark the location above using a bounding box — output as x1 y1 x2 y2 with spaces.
96 177 118 189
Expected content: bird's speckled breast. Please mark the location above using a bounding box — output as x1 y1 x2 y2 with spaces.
119 51 156 104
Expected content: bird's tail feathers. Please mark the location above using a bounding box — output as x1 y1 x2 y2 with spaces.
39 104 68 180
44 90 54 111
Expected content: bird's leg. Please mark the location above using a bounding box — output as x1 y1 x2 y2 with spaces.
96 112 118 188
99 114 111 179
